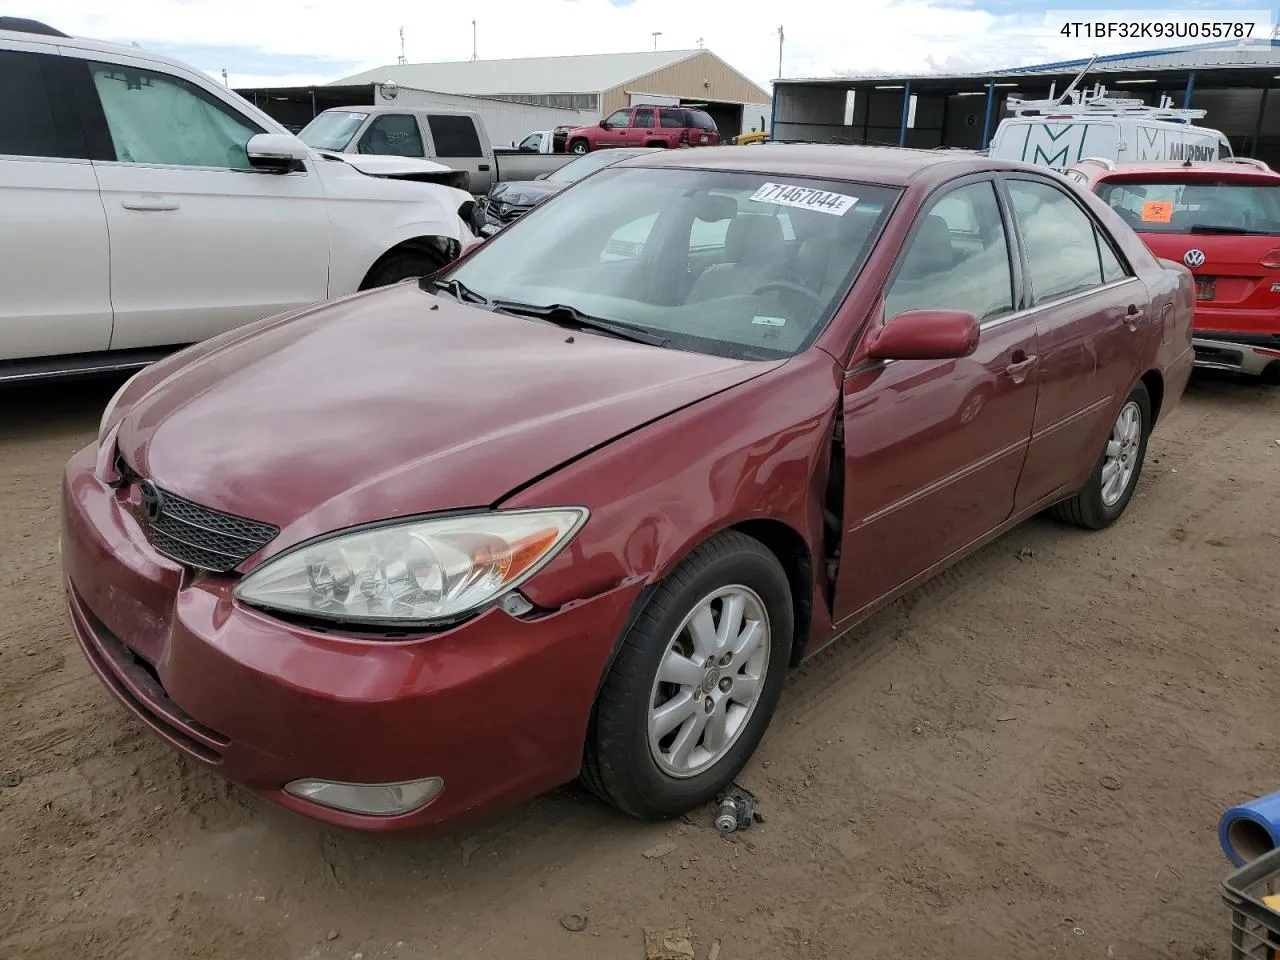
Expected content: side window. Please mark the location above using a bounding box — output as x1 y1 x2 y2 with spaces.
1008 179 1106 303
357 114 424 157
691 111 718 131
1096 231 1128 282
0 50 64 158
426 115 483 157
89 61 261 169
659 109 683 128
602 109 631 129
633 108 654 129
518 132 542 152
884 181 1014 323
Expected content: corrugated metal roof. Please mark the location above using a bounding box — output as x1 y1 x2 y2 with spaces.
333 49 704 95
776 40 1280 87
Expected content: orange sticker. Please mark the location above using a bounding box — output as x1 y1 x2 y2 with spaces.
1142 200 1173 223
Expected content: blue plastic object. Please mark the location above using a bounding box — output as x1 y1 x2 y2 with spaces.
1219 790 1280 867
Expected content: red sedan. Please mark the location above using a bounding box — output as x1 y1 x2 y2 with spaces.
1066 158 1280 382
62 146 1194 831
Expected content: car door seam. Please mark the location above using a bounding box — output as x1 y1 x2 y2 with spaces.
1029 393 1115 443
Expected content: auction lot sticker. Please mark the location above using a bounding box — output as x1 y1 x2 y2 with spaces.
751 182 858 216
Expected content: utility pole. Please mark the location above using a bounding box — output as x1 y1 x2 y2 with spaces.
652 31 662 50
471 20 478 61
220 67 228 85
397 27 406 64
777 26 784 79
697 36 704 49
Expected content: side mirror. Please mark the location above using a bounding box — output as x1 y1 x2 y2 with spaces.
867 308 980 361
599 120 609 129
246 133 309 173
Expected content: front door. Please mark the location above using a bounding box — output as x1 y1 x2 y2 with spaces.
834 178 1040 623
0 46 113 361
1001 176 1146 509
598 109 632 148
81 55 330 350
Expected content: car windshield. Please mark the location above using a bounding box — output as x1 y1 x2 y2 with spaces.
1096 177 1280 235
545 150 637 183
298 111 369 151
444 167 898 360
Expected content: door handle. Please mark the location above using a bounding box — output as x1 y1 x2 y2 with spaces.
477 164 491 172
1006 354 1037 381
1124 303 1143 329
121 195 179 211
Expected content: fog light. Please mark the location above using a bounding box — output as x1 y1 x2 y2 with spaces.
284 777 444 816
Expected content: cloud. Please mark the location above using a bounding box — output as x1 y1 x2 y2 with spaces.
16 0 1272 90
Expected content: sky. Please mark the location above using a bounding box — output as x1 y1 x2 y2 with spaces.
14 0 1275 90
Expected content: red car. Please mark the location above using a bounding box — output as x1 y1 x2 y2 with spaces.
565 104 720 154
1066 158 1280 382
63 146 1194 832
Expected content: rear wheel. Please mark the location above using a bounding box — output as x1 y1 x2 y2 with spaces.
645 140 668 149
581 531 792 819
1050 381 1152 530
1261 360 1280 386
570 139 590 155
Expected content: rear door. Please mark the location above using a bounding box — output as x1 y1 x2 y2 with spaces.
424 114 491 193
1002 174 1146 509
0 44 113 362
834 177 1040 621
628 106 656 147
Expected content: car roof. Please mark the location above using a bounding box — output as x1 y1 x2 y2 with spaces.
0 25 198 75
1069 159 1280 186
611 143 1025 188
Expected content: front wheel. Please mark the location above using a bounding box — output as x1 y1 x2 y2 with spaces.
581 531 793 819
1050 381 1152 529
570 139 590 155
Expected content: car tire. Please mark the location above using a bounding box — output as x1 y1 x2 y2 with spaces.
1261 360 1280 386
645 140 668 149
361 247 449 289
581 530 793 820
1050 380 1152 530
570 139 590 155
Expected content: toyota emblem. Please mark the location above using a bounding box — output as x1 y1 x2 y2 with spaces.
139 479 164 523
1184 249 1206 268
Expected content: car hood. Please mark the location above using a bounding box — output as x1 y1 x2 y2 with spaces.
320 152 456 177
115 283 781 556
488 179 565 207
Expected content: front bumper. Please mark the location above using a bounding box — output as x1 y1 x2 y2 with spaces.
1191 333 1280 377
60 441 641 831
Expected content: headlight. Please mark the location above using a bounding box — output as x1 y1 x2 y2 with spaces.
233 508 587 626
99 371 141 440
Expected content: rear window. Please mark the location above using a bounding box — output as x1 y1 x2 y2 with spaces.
1096 177 1280 235
659 109 684 129
688 110 718 132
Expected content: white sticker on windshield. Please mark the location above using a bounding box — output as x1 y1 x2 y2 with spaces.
752 315 787 326
750 182 857 216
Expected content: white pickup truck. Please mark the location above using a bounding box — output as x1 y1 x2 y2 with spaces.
298 106 575 194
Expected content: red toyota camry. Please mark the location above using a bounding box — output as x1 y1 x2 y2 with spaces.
63 145 1195 831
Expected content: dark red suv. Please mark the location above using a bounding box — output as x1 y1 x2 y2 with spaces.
566 105 720 154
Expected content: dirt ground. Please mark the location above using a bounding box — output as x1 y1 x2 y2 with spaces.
1 372 1278 960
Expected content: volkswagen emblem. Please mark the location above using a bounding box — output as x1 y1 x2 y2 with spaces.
139 479 164 523
1184 249 1206 268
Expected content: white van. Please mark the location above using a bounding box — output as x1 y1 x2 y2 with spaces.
989 90 1232 171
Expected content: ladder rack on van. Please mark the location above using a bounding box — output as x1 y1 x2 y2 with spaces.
1006 84 1208 123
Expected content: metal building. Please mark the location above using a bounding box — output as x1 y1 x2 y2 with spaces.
771 40 1280 165
334 49 773 139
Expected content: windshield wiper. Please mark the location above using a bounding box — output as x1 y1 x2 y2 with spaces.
490 300 670 347
428 277 489 304
1188 224 1277 235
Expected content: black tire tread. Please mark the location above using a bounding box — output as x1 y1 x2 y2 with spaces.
581 530 787 818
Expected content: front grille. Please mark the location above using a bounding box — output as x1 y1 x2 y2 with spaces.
144 485 278 573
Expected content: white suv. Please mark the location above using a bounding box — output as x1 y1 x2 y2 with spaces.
0 18 480 381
